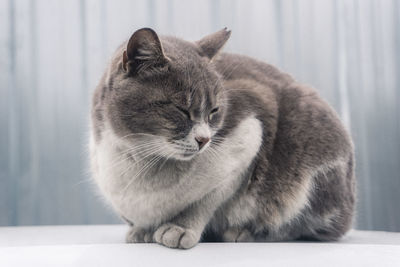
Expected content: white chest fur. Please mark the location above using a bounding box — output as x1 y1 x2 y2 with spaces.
90 116 263 228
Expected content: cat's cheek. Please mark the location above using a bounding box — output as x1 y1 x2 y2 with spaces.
170 122 192 140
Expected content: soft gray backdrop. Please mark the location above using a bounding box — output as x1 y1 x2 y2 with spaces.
1 0 399 231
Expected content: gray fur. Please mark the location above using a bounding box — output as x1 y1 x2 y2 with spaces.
90 28 356 249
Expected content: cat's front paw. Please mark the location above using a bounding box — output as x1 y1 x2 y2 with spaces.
222 227 254 242
153 223 200 249
126 226 153 243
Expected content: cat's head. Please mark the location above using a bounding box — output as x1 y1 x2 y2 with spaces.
104 28 231 161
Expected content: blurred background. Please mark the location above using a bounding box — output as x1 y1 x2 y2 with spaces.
0 0 399 231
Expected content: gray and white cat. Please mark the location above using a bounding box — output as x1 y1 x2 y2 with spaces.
90 28 355 249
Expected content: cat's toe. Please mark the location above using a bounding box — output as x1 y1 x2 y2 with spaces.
179 230 198 249
222 227 254 242
154 223 199 249
126 226 153 243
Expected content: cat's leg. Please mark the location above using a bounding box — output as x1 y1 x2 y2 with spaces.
300 164 355 242
126 226 154 243
153 189 229 249
153 223 199 249
266 159 355 242
122 215 155 243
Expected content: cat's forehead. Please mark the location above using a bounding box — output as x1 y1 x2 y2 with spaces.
159 36 220 90
177 54 219 84
168 63 218 109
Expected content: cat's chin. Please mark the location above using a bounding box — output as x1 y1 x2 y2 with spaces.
172 153 198 161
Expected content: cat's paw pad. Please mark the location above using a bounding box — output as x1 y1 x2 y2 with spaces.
126 226 153 243
153 223 200 249
222 227 254 242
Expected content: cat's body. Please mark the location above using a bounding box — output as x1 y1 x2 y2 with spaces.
90 28 355 248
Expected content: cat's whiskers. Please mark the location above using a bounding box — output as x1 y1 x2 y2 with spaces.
205 147 220 163
117 144 167 179
135 155 165 183
119 131 240 217
102 144 166 189
158 150 177 170
127 144 172 167
136 149 177 189
102 140 166 173
117 140 166 160
120 148 169 199
121 150 179 207
207 146 225 163
111 139 164 160
112 144 165 174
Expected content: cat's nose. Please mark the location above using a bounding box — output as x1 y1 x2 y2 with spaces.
195 136 210 150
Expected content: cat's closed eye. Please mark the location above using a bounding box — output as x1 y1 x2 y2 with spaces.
176 106 191 119
208 107 219 121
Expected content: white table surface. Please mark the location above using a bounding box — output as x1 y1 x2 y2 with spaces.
1 225 400 267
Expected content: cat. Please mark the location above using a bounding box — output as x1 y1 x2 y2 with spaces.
90 27 356 249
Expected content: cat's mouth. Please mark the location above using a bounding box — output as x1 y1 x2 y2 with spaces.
169 141 202 160
180 149 198 159
177 146 210 160
172 149 200 161
172 152 196 161
184 150 198 156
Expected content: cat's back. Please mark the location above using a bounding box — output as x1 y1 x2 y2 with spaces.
214 52 294 91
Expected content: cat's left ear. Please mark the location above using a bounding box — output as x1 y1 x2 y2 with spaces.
122 28 168 74
196 28 231 60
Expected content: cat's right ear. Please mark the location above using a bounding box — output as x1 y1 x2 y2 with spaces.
122 28 168 74
196 28 231 61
